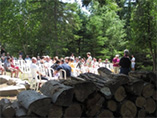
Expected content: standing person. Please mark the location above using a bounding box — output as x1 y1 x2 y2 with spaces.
86 52 92 72
86 52 92 67
112 55 120 74
70 53 75 60
119 49 131 75
131 55 135 71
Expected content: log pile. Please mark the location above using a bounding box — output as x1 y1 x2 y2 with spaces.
0 68 156 118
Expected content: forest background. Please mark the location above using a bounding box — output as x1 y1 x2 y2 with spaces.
0 0 156 71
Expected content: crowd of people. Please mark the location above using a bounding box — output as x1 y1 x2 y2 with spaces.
0 49 135 79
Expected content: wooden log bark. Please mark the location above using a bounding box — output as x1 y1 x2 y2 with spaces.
103 75 129 94
78 73 109 88
124 79 145 96
48 105 63 118
64 103 82 117
40 80 74 106
147 72 157 86
120 100 137 118
129 71 150 82
85 93 105 117
98 67 112 78
61 80 97 102
107 100 117 112
17 90 52 116
129 71 157 87
0 98 15 117
144 98 156 114
135 96 146 108
98 109 114 118
100 86 112 99
12 100 27 117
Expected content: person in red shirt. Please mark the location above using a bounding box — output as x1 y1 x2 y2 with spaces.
112 54 120 74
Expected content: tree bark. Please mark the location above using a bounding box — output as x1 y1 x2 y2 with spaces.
40 80 74 106
17 90 52 116
61 80 97 102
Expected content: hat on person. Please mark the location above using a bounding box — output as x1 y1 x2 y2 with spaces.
87 52 91 55
124 49 129 56
32 57 37 60
116 54 119 57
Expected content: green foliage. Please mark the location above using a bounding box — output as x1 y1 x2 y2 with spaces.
0 0 155 71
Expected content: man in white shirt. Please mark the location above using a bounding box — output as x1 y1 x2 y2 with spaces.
30 57 48 80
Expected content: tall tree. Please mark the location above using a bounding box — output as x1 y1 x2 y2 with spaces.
130 0 157 71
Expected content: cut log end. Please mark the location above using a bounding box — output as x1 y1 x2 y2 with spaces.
107 100 117 112
135 96 146 108
114 86 126 102
120 100 137 118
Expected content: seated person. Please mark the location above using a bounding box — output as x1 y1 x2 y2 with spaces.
54 59 71 78
0 64 4 75
4 57 19 78
10 57 23 74
30 57 48 80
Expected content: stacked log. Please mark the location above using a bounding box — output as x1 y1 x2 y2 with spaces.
0 68 156 118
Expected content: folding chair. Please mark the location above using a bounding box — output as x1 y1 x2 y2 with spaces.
59 69 66 80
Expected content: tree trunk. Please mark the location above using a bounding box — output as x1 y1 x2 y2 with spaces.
17 90 52 116
40 80 74 106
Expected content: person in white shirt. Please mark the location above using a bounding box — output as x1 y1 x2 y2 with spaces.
30 57 48 80
131 55 135 71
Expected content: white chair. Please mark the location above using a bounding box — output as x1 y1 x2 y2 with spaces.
59 69 66 80
46 68 58 80
29 69 47 91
